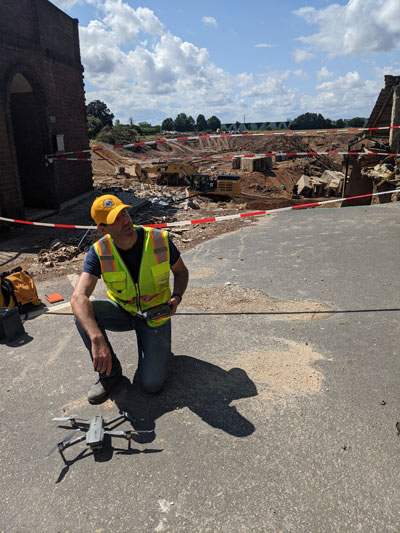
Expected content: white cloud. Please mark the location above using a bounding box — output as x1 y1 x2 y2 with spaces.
317 67 333 80
76 0 396 124
255 43 275 48
294 0 400 57
316 71 363 92
202 16 217 28
310 71 382 118
293 48 314 63
293 69 307 78
102 1 164 44
79 2 231 121
240 71 290 98
235 73 254 88
50 0 82 8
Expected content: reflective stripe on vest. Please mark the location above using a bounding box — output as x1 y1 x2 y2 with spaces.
96 237 115 272
150 229 168 263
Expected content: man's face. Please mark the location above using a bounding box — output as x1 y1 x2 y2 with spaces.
99 208 134 240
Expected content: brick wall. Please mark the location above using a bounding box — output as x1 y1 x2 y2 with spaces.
0 0 92 219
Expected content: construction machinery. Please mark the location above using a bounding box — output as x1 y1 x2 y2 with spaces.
135 162 196 185
134 162 241 198
186 174 241 198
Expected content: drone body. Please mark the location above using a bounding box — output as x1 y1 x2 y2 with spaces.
45 411 148 465
86 416 105 451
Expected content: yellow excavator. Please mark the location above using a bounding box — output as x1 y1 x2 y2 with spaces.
134 162 241 198
135 162 195 185
186 174 241 198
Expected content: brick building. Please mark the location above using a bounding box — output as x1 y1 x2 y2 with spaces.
0 0 92 220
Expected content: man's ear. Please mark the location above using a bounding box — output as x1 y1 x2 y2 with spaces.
97 224 107 235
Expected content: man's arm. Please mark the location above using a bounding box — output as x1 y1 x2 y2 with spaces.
168 257 189 316
71 272 113 376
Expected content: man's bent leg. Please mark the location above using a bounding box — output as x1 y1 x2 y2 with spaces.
75 300 136 403
134 318 171 393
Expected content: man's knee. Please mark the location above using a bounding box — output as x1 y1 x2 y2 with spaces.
142 376 166 394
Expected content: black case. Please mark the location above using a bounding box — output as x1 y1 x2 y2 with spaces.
0 307 25 343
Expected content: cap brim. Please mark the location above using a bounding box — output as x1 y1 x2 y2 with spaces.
105 204 132 225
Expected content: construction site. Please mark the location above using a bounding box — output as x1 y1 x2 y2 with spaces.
2 119 400 280
1 2 400 531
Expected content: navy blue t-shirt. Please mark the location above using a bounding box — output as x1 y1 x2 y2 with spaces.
84 227 180 282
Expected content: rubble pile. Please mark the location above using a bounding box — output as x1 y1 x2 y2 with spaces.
296 170 344 198
302 154 342 176
361 156 399 188
38 241 80 268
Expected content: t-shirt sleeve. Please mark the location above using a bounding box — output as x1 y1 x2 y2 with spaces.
168 236 181 266
83 245 102 278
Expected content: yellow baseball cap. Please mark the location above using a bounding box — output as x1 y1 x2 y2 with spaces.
90 194 132 225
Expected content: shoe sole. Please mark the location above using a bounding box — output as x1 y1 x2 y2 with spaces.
88 392 110 405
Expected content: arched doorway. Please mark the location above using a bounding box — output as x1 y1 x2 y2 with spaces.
8 71 51 209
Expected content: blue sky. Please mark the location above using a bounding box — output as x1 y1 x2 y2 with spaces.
52 0 400 125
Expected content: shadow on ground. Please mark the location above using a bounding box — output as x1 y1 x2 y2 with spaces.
111 354 257 443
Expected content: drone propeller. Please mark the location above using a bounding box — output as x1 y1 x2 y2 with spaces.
104 430 127 437
45 428 80 459
52 417 89 422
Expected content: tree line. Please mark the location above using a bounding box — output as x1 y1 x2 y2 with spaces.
289 112 366 130
161 114 221 132
86 100 366 144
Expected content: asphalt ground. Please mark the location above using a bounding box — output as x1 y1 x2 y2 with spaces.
0 203 399 532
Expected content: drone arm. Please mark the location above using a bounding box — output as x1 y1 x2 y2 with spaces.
104 430 134 450
104 414 126 427
56 435 87 465
59 434 87 451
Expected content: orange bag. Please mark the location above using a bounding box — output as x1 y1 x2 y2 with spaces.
0 267 41 312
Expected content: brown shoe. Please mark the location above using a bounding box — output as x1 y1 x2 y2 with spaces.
87 373 123 405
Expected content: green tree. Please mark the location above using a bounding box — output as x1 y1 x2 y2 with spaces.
187 116 195 131
290 112 328 130
325 118 335 129
335 118 345 129
86 100 114 127
207 115 221 132
113 124 138 144
96 123 138 145
196 114 207 131
96 126 116 144
137 121 161 135
348 117 366 127
162 117 174 131
87 116 103 139
174 113 189 132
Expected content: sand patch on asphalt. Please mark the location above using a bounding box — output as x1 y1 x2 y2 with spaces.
232 338 324 398
189 267 216 279
60 396 115 414
182 285 332 320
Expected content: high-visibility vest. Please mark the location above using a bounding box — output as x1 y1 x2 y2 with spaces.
93 226 171 327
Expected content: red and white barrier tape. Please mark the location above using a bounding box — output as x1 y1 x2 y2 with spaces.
46 150 399 163
1 190 398 230
45 125 400 159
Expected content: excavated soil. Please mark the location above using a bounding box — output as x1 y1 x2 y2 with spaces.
0 132 359 281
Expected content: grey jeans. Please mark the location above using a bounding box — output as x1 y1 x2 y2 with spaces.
75 299 171 393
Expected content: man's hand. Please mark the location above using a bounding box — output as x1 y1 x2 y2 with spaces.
91 336 112 376
168 295 181 316
170 257 188 317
